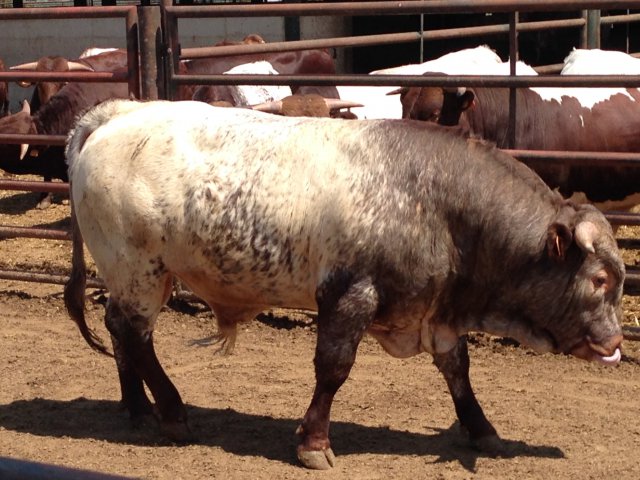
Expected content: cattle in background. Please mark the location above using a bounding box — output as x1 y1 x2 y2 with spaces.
336 45 536 120
0 58 8 116
397 48 640 211
10 49 128 113
191 60 291 107
65 99 623 470
177 41 338 101
0 78 129 208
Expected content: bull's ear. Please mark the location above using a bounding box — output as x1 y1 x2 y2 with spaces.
547 222 573 261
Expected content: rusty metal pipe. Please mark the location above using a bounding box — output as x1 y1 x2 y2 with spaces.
180 18 587 60
601 13 640 25
507 150 640 167
0 71 127 83
0 269 104 289
0 180 69 194
0 6 133 20
170 72 640 88
0 134 67 146
0 226 70 241
606 212 640 226
164 1 640 17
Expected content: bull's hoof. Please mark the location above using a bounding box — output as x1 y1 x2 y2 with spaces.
160 420 194 444
297 446 336 470
471 434 503 456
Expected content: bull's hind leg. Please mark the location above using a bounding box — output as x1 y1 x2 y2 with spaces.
104 275 190 442
432 335 500 451
297 274 379 470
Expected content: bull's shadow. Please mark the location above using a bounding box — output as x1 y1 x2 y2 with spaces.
0 397 564 472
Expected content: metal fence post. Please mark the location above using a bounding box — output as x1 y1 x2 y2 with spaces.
586 9 601 48
138 5 163 100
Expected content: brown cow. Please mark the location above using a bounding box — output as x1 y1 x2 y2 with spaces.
398 65 640 211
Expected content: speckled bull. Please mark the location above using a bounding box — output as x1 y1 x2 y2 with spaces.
64 99 624 470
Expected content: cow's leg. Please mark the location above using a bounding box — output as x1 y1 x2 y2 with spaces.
103 270 190 442
105 300 154 425
432 335 500 450
297 274 379 470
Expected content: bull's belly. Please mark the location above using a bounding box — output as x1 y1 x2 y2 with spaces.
170 261 319 312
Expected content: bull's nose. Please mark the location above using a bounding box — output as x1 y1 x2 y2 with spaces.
589 333 624 356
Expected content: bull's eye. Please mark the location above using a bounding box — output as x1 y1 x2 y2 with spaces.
592 272 609 291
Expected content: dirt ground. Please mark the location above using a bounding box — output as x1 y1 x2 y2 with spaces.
2 177 640 480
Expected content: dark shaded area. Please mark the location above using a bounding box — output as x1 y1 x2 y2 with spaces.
0 397 565 471
352 10 640 73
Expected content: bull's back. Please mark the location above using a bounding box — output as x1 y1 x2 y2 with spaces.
68 101 395 308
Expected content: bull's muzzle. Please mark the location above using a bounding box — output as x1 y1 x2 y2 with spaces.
569 333 623 366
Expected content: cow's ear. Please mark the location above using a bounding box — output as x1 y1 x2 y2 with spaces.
547 222 573 261
460 90 475 111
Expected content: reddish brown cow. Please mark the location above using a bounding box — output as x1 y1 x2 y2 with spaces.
11 49 128 112
398 80 640 211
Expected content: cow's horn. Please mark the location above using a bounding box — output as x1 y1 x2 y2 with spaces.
67 62 95 72
575 221 598 254
19 100 31 161
324 99 364 111
10 61 39 71
251 100 283 114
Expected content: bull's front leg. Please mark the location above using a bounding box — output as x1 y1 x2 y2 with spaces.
432 335 500 451
297 274 379 470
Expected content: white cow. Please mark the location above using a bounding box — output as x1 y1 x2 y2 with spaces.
64 99 623 470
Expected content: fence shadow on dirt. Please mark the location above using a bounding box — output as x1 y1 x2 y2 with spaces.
0 397 564 471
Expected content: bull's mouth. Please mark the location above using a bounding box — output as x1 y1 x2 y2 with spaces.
568 335 623 366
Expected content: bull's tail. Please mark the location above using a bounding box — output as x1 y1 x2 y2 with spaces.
64 103 131 357
63 195 112 357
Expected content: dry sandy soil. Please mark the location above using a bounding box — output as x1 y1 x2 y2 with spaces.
2 176 640 480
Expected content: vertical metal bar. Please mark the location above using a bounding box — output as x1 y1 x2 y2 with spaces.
587 9 601 48
419 14 424 63
126 7 141 99
580 10 588 48
162 2 180 101
508 11 518 150
138 5 162 100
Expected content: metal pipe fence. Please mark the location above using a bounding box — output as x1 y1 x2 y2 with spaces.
2 0 640 295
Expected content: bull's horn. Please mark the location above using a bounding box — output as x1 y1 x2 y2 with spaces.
19 143 29 160
67 61 95 72
575 221 598 254
19 100 31 160
10 61 39 71
386 87 405 96
251 100 283 114
324 99 364 111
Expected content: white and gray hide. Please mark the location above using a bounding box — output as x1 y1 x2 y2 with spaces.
64 99 625 471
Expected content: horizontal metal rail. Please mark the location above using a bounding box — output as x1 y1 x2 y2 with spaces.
0 179 68 193
164 1 640 17
0 5 134 20
170 72 640 88
180 17 588 60
0 269 104 289
0 226 70 241
0 70 128 83
0 134 67 146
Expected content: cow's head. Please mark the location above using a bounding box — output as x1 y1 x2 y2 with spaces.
11 55 93 111
502 202 625 366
